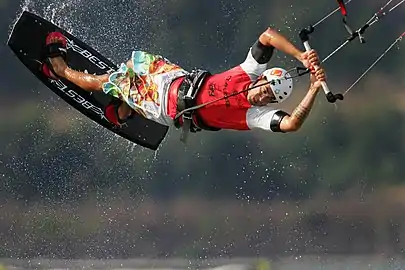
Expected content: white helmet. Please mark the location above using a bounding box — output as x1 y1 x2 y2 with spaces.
262 67 293 103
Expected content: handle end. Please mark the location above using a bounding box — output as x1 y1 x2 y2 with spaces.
326 92 344 103
299 25 315 42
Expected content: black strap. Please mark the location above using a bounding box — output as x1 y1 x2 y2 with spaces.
174 69 220 132
40 41 68 80
43 42 67 60
270 110 289 132
251 39 275 64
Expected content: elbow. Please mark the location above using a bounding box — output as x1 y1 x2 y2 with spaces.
282 117 302 133
288 123 301 132
289 117 304 132
259 27 277 46
264 27 277 35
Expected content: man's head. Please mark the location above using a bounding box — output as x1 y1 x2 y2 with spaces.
247 67 293 106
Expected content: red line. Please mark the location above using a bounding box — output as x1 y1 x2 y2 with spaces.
336 0 348 16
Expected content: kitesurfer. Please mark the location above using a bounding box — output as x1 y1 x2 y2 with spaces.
41 27 325 138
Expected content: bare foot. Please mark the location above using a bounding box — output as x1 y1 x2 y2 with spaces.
46 35 68 78
48 56 68 77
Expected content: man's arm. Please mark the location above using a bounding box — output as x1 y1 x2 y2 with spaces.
246 81 320 132
258 27 304 62
243 27 314 78
278 83 320 132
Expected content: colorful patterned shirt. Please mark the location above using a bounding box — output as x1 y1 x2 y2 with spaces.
102 51 187 126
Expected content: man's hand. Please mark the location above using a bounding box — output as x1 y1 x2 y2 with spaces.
300 49 320 73
310 67 326 89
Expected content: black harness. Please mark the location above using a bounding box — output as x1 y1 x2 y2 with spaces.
173 69 220 142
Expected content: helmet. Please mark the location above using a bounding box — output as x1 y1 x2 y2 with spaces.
262 67 293 103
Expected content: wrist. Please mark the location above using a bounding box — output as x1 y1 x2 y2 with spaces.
309 84 320 93
295 51 304 62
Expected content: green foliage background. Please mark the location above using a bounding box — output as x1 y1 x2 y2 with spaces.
1 0 405 259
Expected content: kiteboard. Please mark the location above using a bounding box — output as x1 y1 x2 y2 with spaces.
7 11 169 151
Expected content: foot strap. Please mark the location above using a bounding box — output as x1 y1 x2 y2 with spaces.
44 42 67 60
40 32 68 80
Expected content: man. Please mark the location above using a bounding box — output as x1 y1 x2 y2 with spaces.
41 27 324 141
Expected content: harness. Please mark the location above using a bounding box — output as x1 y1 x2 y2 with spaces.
174 69 220 143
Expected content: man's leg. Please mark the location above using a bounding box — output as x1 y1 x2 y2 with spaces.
44 32 134 125
45 34 109 91
48 56 109 91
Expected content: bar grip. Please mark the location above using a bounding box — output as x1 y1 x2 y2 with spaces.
303 41 331 95
302 40 343 103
